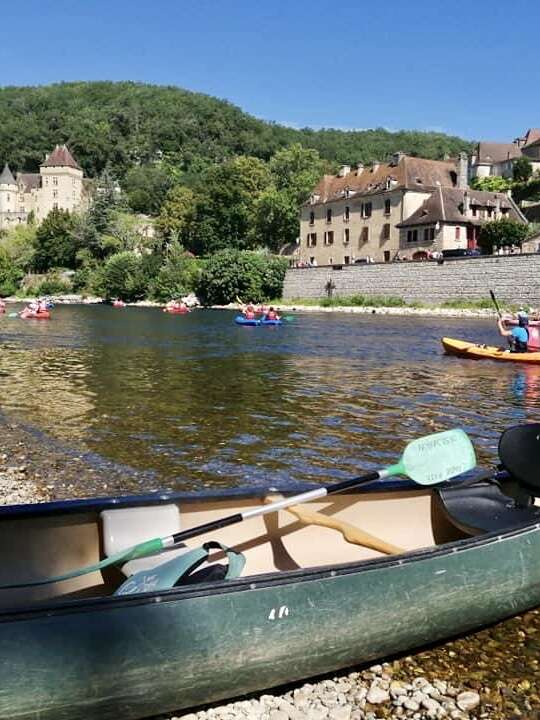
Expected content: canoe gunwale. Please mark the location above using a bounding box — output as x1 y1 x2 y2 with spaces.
1 511 538 623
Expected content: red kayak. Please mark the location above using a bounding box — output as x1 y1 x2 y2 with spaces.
164 306 189 314
20 310 51 320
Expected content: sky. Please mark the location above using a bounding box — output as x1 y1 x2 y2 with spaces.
0 0 538 142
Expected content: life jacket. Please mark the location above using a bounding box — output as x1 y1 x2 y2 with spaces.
245 311 255 320
512 328 529 353
266 311 277 320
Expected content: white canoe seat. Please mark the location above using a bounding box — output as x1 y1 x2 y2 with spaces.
101 505 189 576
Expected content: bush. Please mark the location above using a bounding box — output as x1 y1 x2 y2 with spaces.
95 251 147 301
196 249 288 305
478 218 529 254
149 242 200 302
36 273 72 296
0 248 22 296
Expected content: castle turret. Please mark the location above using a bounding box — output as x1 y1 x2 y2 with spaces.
0 163 18 227
38 144 84 221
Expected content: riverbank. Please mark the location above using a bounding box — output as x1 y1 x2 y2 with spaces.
1 294 515 318
0 420 537 719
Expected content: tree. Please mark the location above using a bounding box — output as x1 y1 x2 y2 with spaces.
470 176 511 193
124 164 173 215
33 209 76 272
0 247 22 296
513 157 533 183
188 156 270 255
149 241 200 301
478 218 529 254
94 250 147 301
156 185 196 242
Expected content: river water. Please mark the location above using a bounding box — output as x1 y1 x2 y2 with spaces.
1 304 539 495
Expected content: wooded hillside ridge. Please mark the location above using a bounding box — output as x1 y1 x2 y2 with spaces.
0 81 472 180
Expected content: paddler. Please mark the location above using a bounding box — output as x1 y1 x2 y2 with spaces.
264 306 280 321
498 310 529 353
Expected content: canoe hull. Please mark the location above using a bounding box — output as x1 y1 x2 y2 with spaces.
235 315 282 326
442 336 540 363
1 493 539 719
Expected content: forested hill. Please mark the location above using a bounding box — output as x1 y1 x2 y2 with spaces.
0 81 471 177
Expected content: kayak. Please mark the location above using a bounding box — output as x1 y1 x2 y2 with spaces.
164 306 189 314
20 310 51 320
442 337 540 363
235 315 282 326
0 467 538 719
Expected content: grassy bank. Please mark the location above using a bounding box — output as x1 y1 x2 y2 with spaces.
280 295 520 312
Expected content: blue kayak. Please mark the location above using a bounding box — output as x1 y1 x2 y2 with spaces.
235 315 282 327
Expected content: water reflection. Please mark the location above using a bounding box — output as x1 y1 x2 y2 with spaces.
1 306 539 495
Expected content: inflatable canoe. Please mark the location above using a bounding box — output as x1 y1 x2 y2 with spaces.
20 310 51 320
164 307 189 314
442 337 540 364
235 315 282 326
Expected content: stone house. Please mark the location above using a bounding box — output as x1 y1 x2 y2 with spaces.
299 152 470 265
396 186 527 259
469 128 540 180
0 145 88 230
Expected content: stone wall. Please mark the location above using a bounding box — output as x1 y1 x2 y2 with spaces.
282 254 540 305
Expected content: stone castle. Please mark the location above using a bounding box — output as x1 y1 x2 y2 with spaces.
0 145 87 230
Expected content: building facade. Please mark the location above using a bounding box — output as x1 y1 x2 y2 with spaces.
469 128 540 179
299 153 469 265
0 145 87 230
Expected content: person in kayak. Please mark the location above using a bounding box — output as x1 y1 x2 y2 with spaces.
498 311 529 352
264 307 280 321
244 303 256 320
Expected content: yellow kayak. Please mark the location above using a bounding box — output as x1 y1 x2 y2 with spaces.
441 337 540 364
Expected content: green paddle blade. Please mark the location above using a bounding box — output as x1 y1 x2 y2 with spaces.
387 429 476 485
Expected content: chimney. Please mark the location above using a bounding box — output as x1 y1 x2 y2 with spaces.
494 195 501 216
458 152 468 189
463 190 470 216
356 162 364 174
371 160 380 172
392 151 405 166
338 165 351 178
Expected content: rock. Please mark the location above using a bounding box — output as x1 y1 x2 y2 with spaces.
307 705 328 720
366 686 389 704
389 681 408 698
328 707 350 720
269 711 288 720
403 697 420 711
456 691 480 712
421 696 441 718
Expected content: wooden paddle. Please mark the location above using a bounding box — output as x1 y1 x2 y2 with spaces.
265 495 404 555
0 428 476 588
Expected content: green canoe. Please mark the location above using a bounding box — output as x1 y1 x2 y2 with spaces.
0 476 539 719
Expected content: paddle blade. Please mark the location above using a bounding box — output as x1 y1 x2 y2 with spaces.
400 429 476 485
499 423 540 493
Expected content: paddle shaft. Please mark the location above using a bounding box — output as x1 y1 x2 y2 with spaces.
490 290 503 320
162 470 385 548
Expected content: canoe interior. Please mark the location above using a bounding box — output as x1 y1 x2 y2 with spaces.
0 488 476 609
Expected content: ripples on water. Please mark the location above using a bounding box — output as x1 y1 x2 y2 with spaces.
1 305 539 495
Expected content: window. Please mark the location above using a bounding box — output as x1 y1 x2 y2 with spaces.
359 227 369 246
487 208 493 218
384 251 390 262
455 227 461 240
45 178 49 186
53 190 58 198
6 194 9 201
53 177 58 186
384 199 391 215
326 208 332 223
407 229 418 243
472 206 477 217
344 205 350 222
344 256 350 264
344 228 350 244
361 202 372 218
307 233 317 247
324 231 334 245
382 223 390 240
53 202 58 210
429 227 435 241
309 211 315 225
423 228 429 243
20 206 25 213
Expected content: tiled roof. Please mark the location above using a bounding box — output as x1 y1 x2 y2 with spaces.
475 142 521 164
17 173 41 192
41 144 81 170
306 155 458 205
0 163 16 186
397 187 521 227
522 128 540 148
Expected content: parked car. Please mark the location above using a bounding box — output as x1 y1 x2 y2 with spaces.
441 248 481 258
